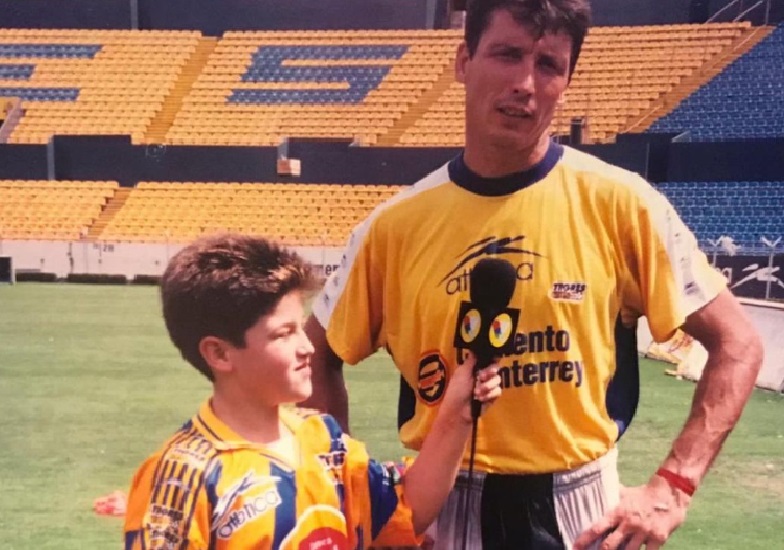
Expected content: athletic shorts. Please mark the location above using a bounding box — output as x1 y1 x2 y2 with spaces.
427 448 620 550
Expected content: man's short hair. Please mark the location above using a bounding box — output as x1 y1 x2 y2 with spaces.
465 0 592 76
161 234 317 381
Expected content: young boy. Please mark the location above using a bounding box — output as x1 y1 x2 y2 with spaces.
123 234 501 549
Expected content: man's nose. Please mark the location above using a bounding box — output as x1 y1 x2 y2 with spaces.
511 58 535 96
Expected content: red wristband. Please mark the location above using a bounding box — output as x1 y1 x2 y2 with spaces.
656 468 696 496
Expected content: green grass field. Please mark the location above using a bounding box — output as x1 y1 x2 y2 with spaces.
0 284 782 549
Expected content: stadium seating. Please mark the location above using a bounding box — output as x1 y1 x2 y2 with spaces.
657 181 784 250
98 181 403 245
167 30 456 146
401 22 753 145
0 179 118 239
648 24 784 140
0 24 757 146
0 29 201 144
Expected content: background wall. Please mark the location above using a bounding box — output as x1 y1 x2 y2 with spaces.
0 0 432 33
1 0 780 32
0 239 343 279
3 136 783 186
636 300 784 392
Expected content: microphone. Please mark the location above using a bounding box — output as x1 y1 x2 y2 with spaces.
453 257 519 419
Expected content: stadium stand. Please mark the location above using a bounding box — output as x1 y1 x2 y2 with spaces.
0 23 761 147
97 181 403 245
0 179 117 239
0 29 202 144
167 30 456 146
657 180 784 249
647 24 784 140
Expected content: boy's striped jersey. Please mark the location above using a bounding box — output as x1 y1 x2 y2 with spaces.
124 402 418 549
314 142 726 475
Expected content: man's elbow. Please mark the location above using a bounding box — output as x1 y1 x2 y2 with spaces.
706 323 764 380
741 328 764 376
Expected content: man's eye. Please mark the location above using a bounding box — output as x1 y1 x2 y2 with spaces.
539 59 563 73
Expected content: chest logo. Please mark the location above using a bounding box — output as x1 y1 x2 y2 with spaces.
550 281 587 302
439 235 544 295
213 471 281 539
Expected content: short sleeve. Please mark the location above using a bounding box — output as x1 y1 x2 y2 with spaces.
312 222 387 365
619 180 727 342
124 452 210 550
342 437 421 548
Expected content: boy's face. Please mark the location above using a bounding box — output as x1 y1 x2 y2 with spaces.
229 290 315 406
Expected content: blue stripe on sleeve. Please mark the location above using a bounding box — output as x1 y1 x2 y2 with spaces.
366 460 399 541
124 529 141 549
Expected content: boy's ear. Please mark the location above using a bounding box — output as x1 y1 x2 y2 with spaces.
199 336 234 375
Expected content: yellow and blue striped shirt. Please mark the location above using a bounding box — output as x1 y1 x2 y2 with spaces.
124 401 418 549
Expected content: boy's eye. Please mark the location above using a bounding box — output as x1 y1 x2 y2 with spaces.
275 324 302 339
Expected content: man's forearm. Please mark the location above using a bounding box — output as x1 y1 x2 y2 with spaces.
661 334 762 488
403 412 472 534
302 315 350 431
307 362 349 430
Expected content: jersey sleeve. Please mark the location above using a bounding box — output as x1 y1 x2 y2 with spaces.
311 221 387 365
124 450 211 550
343 437 421 548
618 178 727 342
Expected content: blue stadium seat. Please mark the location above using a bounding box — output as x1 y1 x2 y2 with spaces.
658 181 784 249
230 44 408 104
0 44 101 58
0 87 79 101
0 64 35 80
649 25 784 141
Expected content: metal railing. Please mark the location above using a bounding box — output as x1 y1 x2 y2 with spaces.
708 0 773 25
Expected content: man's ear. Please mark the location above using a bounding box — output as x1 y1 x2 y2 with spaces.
557 89 567 107
455 41 469 84
199 336 234 375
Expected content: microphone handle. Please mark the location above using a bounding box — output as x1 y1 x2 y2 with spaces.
471 353 493 420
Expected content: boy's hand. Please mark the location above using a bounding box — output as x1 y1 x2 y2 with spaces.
441 351 502 424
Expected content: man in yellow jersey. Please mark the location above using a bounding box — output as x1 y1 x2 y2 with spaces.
303 1 764 549
123 234 502 549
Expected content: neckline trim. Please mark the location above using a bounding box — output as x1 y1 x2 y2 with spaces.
448 142 564 197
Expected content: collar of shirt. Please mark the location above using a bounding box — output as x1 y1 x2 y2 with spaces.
448 140 564 197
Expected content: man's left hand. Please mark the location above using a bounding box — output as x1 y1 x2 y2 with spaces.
573 475 691 550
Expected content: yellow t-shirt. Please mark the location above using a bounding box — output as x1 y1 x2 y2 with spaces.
124 402 418 549
313 142 726 475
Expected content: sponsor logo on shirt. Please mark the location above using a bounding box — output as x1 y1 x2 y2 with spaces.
317 448 347 487
439 235 544 295
279 505 350 550
416 352 447 404
213 471 282 539
549 281 587 302
457 326 585 390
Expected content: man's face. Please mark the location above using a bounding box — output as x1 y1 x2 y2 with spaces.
456 9 573 152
